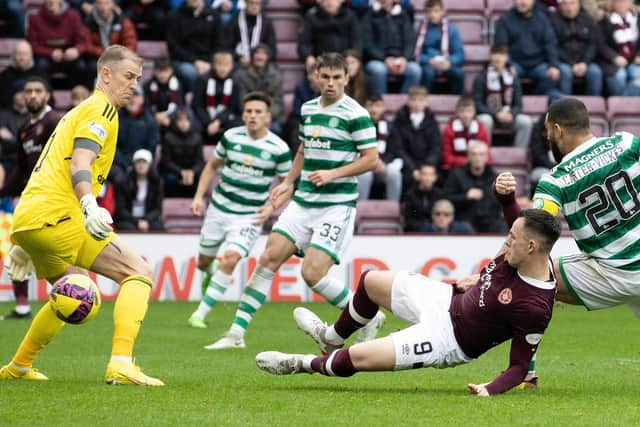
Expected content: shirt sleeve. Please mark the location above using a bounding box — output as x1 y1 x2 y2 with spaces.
215 134 228 160
532 174 562 216
73 103 116 150
485 310 548 395
350 115 377 151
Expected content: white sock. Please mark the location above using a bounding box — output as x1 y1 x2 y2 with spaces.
311 276 352 309
302 354 316 372
15 305 31 315
110 356 133 364
324 325 345 344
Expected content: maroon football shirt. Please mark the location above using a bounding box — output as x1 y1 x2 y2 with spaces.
449 254 555 395
1 107 62 196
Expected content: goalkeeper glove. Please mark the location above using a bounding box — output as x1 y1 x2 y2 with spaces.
4 245 34 281
80 194 113 240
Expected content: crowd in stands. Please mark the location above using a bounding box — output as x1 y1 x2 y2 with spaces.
1 0 640 234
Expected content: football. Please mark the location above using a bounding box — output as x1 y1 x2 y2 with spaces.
49 274 101 324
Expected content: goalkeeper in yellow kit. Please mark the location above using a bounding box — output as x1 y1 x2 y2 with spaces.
0 45 163 386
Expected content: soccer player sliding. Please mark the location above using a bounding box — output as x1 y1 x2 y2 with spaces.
257 172 562 396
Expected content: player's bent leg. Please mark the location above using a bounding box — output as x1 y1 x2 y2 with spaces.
347 336 396 371
209 233 298 348
90 237 163 386
362 270 395 310
259 232 297 272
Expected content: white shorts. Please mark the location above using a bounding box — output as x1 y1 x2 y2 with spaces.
559 254 640 312
272 201 355 264
198 204 261 258
390 271 472 370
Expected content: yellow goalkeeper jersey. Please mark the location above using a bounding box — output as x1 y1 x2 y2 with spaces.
13 90 118 232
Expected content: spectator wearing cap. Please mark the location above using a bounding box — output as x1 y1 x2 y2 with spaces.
234 44 284 134
83 0 138 80
113 85 159 184
362 0 421 94
0 41 48 110
114 148 165 232
27 0 88 89
160 108 204 197
227 0 277 67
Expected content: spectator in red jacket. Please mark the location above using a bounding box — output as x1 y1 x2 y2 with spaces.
84 0 138 80
27 0 88 89
441 95 490 173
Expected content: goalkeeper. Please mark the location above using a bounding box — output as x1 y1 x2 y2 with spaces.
0 45 163 386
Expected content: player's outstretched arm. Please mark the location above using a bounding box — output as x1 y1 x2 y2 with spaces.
192 155 221 216
494 172 521 257
71 146 112 241
308 147 378 187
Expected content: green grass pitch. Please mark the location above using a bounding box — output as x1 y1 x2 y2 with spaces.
1 301 639 426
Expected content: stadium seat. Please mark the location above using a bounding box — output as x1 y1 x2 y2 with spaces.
610 120 640 135
490 146 529 197
382 94 407 118
265 0 300 13
0 38 18 59
272 13 302 43
607 96 640 121
463 69 480 95
572 96 608 136
462 44 490 68
276 41 298 62
162 197 203 232
283 92 294 118
53 90 72 110
429 94 459 123
607 96 640 134
448 15 487 45
355 200 403 234
521 95 548 118
137 41 168 60
445 0 484 15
